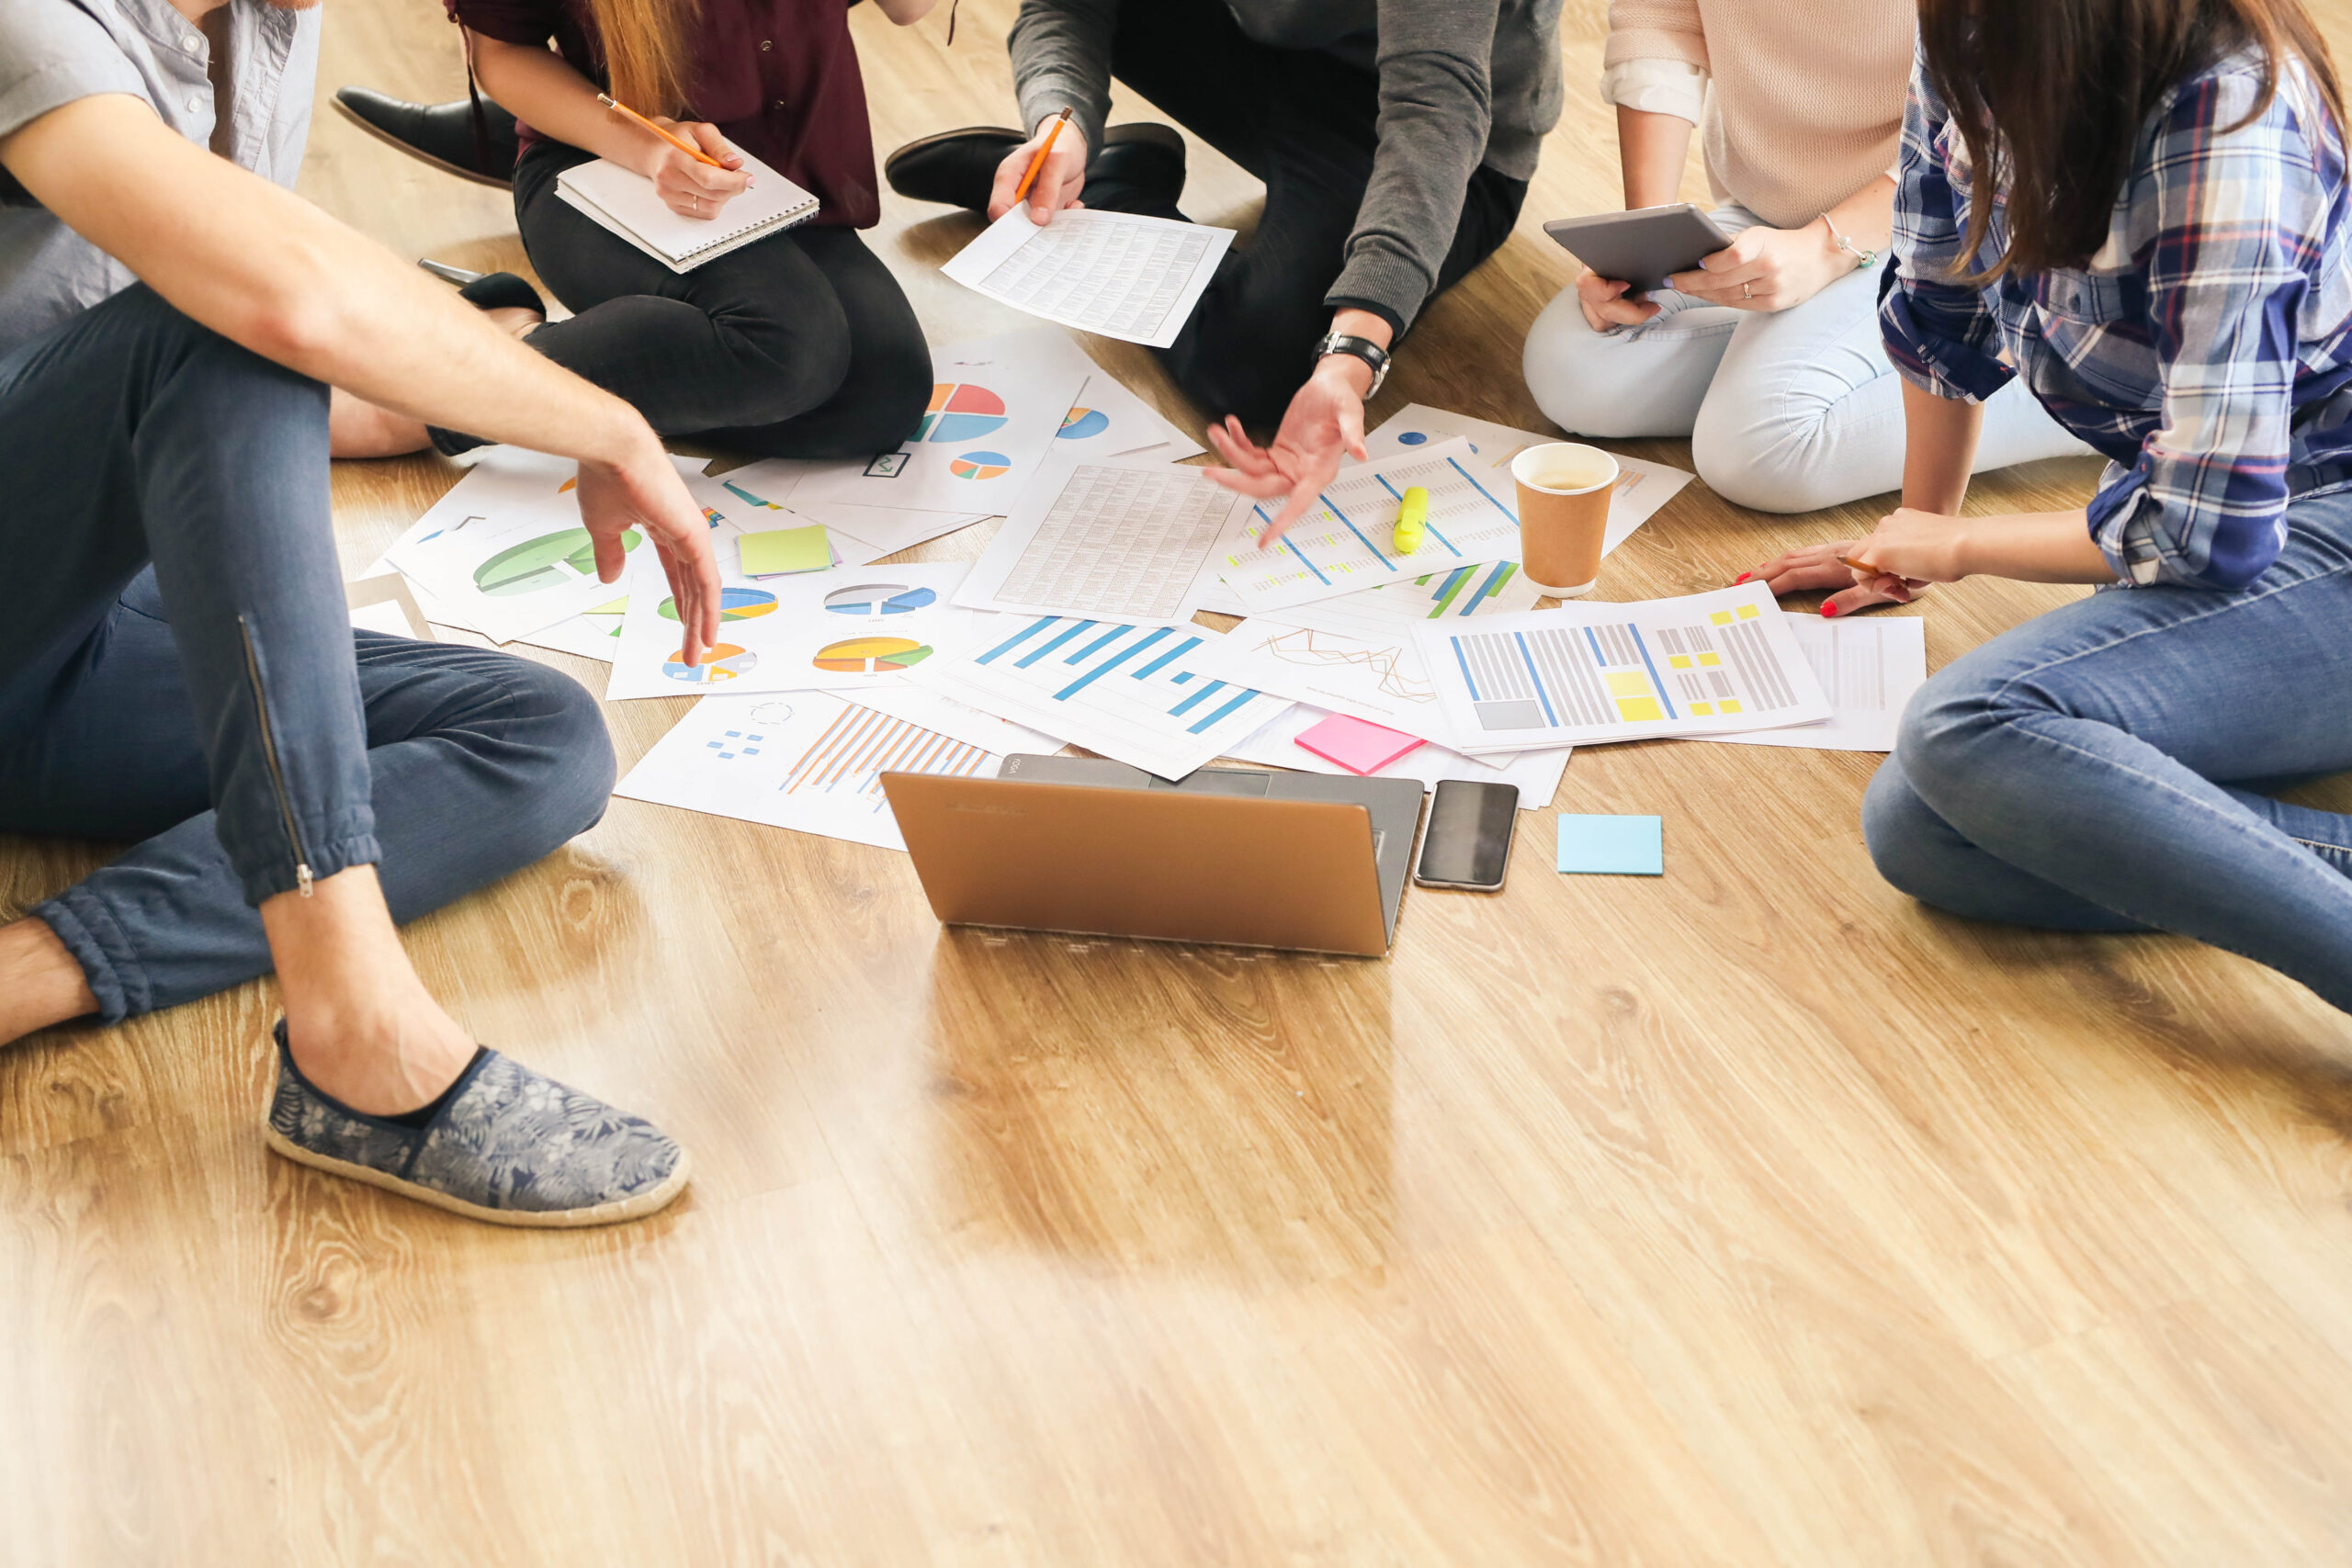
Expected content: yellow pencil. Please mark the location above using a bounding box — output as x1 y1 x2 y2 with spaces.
598 92 728 169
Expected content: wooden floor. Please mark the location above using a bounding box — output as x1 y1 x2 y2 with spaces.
8 3 2352 1562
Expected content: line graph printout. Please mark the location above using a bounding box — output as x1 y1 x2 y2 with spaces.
1209 439 1525 615
1204 562 1540 743
941 208 1237 347
1362 403 1693 557
910 615 1291 780
1704 614 1926 752
955 456 1232 621
613 689 1056 852
1416 583 1832 751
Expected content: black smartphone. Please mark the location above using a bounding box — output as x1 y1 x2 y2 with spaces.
1414 780 1520 892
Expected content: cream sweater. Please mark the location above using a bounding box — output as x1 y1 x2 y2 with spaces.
1603 0 1915 231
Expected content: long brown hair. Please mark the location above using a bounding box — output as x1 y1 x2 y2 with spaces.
586 0 701 116
1917 0 2345 280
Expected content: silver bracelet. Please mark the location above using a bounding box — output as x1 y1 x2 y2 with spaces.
1820 211 1879 272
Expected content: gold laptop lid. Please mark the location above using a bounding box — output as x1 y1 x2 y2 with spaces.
882 773 1392 957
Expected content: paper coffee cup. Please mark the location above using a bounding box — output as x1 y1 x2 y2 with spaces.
1511 442 1617 598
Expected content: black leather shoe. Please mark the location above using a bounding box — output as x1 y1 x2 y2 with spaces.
884 125 1023 210
332 89 520 188
885 121 1185 212
417 260 547 318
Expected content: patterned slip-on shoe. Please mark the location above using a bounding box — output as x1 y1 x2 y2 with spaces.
263 1020 689 1228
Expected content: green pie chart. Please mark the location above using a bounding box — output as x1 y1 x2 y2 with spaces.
473 527 642 597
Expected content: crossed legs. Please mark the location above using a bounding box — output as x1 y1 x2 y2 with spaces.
0 288 612 1111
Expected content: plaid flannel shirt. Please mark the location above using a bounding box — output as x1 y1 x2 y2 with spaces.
1882 48 2352 589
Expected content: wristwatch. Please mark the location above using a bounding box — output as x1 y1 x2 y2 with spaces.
1314 333 1390 399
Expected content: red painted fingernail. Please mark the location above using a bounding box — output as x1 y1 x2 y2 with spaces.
1822 603 1841 617
1735 571 1752 584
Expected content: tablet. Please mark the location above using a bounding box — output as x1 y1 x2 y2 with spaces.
1541 203 1736 294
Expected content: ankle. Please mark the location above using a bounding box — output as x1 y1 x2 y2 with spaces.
282 1001 478 1117
327 388 433 458
0 917 99 1044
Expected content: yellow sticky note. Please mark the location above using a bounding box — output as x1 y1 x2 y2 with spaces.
1604 671 1651 697
1699 651 1722 667
1615 696 1664 722
1669 655 1692 670
738 525 833 577
1711 610 1735 626
1736 604 1760 620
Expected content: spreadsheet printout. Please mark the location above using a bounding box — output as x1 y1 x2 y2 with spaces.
956 456 1234 622
942 209 1236 348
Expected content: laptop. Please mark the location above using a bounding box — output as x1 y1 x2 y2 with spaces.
881 755 1427 956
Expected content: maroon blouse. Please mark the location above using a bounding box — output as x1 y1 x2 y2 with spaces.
450 0 879 228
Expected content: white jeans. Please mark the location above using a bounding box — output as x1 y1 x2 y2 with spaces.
1519 206 2092 514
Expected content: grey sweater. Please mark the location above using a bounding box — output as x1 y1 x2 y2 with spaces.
1010 0 1565 333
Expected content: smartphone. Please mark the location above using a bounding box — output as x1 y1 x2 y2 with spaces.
1414 780 1520 892
1540 203 1737 294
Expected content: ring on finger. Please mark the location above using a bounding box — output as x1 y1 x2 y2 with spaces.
1742 282 1752 299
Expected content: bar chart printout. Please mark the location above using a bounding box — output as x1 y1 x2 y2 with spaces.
1210 438 1526 615
614 691 1057 851
912 615 1292 780
1415 584 1833 751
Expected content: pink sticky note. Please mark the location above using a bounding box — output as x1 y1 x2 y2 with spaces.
1295 714 1425 775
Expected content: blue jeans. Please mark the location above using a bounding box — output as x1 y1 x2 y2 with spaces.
0 287 616 1022
1865 486 2352 1013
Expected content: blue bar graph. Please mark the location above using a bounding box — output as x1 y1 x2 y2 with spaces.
932 615 1284 778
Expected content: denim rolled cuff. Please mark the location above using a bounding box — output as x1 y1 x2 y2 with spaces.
31 886 142 1023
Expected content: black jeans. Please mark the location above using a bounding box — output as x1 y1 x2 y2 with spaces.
1081 0 1528 426
508 141 933 458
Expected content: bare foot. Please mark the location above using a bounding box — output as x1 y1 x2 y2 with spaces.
328 387 432 459
0 917 99 1045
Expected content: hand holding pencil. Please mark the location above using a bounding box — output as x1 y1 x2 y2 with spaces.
988 107 1088 226
600 93 750 220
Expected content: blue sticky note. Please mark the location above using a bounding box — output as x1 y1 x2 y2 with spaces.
1556 814 1663 875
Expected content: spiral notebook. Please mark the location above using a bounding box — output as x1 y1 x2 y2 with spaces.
553 151 819 273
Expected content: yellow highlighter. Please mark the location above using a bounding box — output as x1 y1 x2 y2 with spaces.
1393 485 1430 554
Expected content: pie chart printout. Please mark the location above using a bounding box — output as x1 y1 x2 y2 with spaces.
659 586 779 622
814 636 933 675
949 451 1012 480
663 642 759 684
1058 406 1111 440
822 583 937 616
918 383 1009 445
473 527 641 596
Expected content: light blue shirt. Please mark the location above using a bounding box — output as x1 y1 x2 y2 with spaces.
0 0 317 355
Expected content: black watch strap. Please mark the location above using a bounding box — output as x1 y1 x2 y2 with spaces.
1314 333 1390 398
